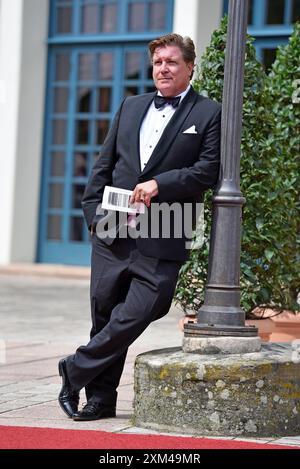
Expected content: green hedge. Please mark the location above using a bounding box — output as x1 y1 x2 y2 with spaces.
266 22 300 307
175 18 300 316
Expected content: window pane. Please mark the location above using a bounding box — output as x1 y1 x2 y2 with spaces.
292 0 300 22
248 0 254 25
76 120 90 144
266 0 285 24
54 87 69 113
73 152 88 177
125 52 142 79
57 6 73 33
100 3 117 32
128 3 146 31
72 184 85 208
97 87 112 112
52 120 66 144
49 183 64 209
149 1 166 30
47 215 62 240
51 152 65 177
124 86 138 97
262 48 277 72
70 217 84 241
78 53 94 81
93 152 99 165
96 120 110 144
81 4 99 33
98 52 114 79
55 53 70 81
77 87 92 112
146 61 153 79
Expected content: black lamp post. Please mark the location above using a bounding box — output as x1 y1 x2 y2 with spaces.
184 0 258 339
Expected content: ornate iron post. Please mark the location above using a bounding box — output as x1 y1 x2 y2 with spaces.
184 0 258 339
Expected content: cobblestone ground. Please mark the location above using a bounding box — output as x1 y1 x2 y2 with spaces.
0 273 183 432
0 273 299 446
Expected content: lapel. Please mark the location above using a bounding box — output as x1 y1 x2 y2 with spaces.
129 92 156 173
141 87 199 177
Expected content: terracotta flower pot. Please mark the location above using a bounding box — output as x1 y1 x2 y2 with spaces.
179 309 300 342
246 309 300 342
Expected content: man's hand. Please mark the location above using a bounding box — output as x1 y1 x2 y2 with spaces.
130 179 158 208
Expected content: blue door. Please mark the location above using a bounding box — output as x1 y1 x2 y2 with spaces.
38 0 173 265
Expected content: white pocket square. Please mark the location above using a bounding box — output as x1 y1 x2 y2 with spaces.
183 125 198 134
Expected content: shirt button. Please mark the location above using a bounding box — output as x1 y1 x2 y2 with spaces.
163 115 165 118
149 145 152 148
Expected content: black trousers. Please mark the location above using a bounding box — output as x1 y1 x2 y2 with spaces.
67 235 182 405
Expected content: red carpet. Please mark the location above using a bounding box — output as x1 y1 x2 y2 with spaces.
0 426 297 449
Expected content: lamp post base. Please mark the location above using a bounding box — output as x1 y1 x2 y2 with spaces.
183 334 261 354
183 323 260 353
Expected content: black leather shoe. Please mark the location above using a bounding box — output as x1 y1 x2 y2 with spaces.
58 358 80 418
72 401 116 421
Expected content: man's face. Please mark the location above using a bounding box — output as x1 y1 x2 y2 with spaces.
152 45 194 97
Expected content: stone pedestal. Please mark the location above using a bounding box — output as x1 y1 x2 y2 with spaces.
134 343 300 437
183 335 261 354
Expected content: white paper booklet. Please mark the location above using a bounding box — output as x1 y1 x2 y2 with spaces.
101 186 145 214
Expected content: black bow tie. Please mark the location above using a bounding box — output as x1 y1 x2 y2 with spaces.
154 95 181 109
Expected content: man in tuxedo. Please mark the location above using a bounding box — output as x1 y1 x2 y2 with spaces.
58 33 221 421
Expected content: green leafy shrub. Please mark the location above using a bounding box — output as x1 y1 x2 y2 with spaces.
175 17 300 316
265 22 300 306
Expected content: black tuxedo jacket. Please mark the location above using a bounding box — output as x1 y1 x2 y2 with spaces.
82 86 221 261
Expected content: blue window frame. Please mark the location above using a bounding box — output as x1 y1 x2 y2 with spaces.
38 0 173 265
223 0 300 70
50 0 172 37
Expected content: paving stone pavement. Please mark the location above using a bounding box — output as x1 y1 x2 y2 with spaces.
0 273 299 447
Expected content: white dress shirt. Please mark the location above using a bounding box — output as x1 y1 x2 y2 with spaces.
139 85 191 171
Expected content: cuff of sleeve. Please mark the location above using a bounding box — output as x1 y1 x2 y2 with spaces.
153 174 171 202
